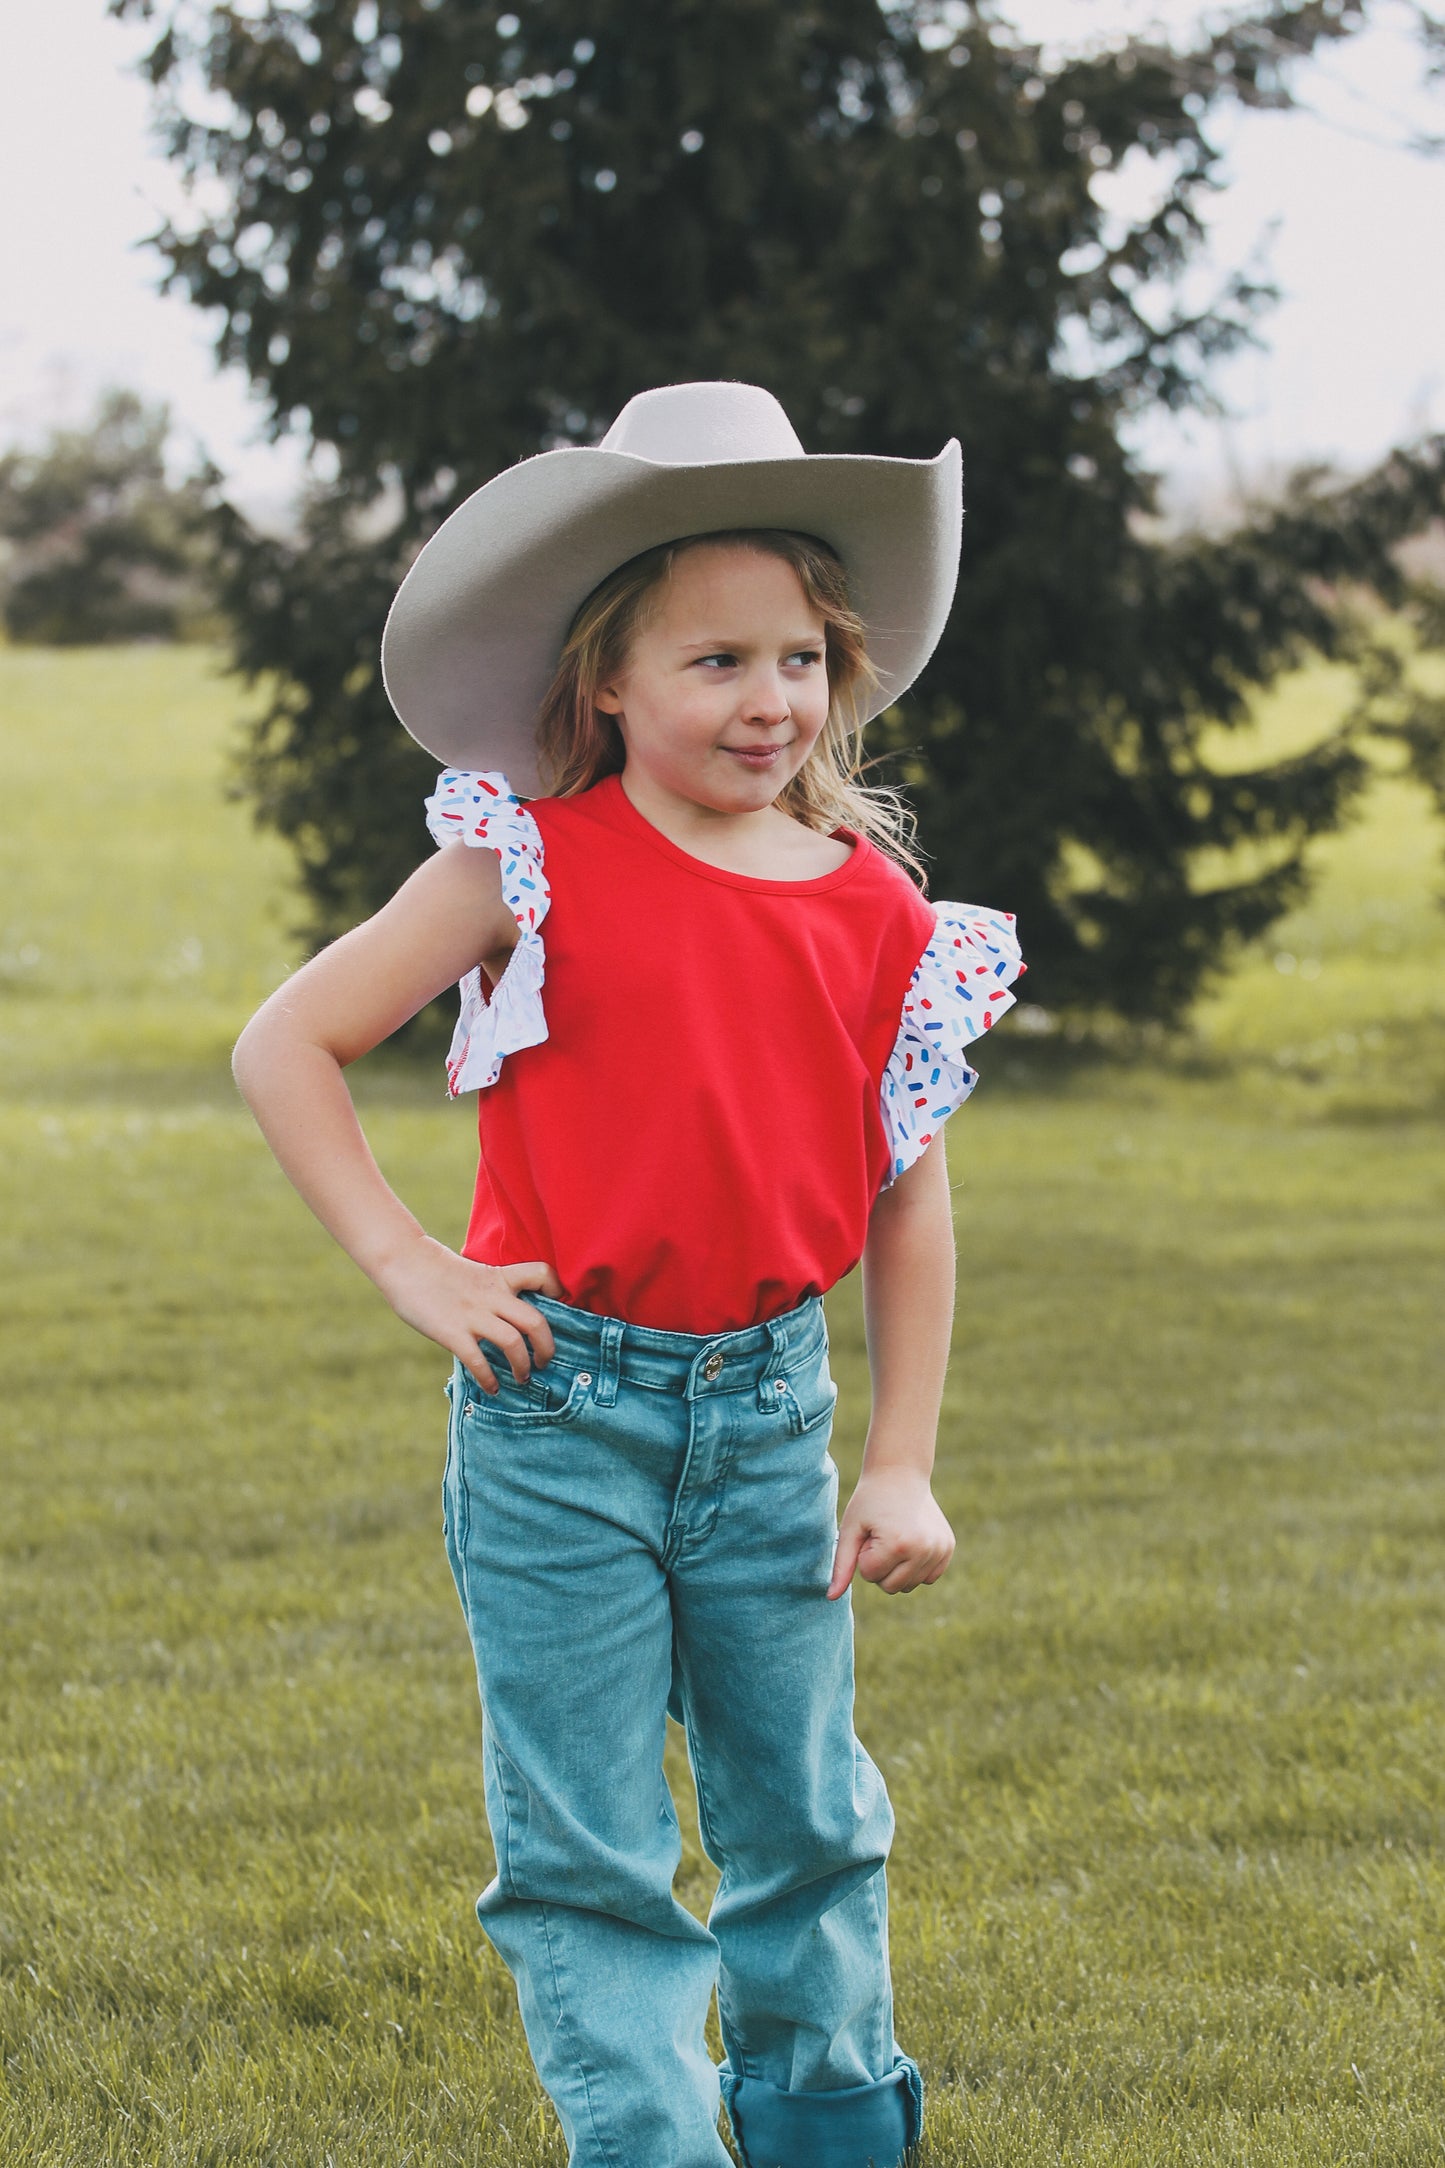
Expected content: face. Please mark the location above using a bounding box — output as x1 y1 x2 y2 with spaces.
594 544 832 816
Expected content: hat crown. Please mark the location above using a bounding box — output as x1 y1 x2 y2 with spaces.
598 381 805 467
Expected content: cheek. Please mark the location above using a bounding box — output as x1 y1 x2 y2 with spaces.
628 679 720 759
796 678 833 738
664 679 729 734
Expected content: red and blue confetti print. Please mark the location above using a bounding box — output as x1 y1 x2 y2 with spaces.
423 768 552 1096
879 901 1027 1186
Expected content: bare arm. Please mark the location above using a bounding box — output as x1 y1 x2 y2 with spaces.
827 1129 958 1598
232 843 563 1389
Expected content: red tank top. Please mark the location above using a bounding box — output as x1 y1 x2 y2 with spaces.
460 771 938 1333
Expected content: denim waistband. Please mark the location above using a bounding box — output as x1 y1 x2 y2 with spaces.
521 1291 828 1408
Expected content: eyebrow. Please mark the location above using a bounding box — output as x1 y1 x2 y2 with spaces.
675 633 826 654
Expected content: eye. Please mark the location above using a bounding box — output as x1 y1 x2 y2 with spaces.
695 652 739 670
787 648 825 668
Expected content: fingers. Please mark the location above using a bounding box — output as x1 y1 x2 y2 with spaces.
496 1261 562 1368
462 1262 558 1381
858 1536 955 1597
830 1514 952 1602
384 1243 567 1386
827 1520 868 1601
875 1560 931 1595
864 1546 915 1596
437 1260 563 1389
454 1343 500 1395
504 1258 567 1303
473 1315 538 1385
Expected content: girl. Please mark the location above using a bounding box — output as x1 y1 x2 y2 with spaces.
233 381 1024 2168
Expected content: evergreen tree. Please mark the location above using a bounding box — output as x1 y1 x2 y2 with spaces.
117 0 1445 1018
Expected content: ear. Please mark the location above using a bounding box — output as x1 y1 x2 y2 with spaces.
593 682 623 716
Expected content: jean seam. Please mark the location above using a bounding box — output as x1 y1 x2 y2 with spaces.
674 1658 745 2076
659 1400 705 1570
676 1401 741 1555
866 1861 894 2075
682 1688 755 2084
442 1373 457 1503
483 1725 521 1894
446 1373 475 1595
537 1900 624 2168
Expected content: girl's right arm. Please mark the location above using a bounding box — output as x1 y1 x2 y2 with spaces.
231 842 563 1391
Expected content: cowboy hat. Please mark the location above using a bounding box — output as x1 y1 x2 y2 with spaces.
381 380 962 798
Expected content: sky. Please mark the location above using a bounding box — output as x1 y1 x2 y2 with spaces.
1 0 1441 528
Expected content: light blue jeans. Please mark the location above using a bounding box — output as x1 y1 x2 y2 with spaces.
441 1289 923 2168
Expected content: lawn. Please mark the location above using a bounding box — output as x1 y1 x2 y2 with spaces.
2 643 1443 2165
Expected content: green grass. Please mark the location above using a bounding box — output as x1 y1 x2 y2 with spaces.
2 644 1443 2165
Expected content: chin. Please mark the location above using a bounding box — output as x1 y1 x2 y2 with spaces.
731 772 790 805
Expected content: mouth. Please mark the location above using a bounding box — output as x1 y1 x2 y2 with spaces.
721 744 789 768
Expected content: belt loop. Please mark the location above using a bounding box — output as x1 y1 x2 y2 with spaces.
755 1316 790 1412
595 1316 624 1407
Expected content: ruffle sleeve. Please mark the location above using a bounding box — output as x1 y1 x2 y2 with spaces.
424 769 551 1096
879 900 1026 1187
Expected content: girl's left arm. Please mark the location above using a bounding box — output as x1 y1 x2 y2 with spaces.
827 1131 958 1599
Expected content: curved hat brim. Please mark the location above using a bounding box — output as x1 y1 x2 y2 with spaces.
381 439 962 798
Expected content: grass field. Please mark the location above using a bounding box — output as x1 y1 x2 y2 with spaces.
2 643 1443 2166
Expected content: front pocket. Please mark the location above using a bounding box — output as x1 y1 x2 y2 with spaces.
778 1345 839 1436
461 1357 594 1429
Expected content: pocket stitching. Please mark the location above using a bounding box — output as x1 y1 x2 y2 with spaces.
461 1365 592 1430
782 1351 838 1435
793 1381 839 1434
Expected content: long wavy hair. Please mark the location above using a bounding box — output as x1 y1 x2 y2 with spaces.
532 529 930 887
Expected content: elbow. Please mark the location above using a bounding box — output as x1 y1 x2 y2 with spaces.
232 995 344 1109
232 995 297 1107
231 1011 266 1107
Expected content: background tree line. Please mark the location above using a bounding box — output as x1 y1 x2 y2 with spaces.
0 389 218 644
27 0 1444 1018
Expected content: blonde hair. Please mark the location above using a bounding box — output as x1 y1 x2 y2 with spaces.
533 529 931 887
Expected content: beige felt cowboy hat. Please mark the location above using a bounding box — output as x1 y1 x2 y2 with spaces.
381 380 963 798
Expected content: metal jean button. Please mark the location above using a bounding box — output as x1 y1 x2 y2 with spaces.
702 1352 724 1381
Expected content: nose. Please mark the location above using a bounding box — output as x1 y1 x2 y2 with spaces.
740 664 792 727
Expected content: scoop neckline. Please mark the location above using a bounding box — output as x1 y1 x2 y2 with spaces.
596 771 870 895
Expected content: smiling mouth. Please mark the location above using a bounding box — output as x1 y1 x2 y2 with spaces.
722 744 789 762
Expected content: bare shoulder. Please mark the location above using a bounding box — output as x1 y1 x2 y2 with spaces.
420 842 521 987
239 844 518 1067
412 832 507 903
384 842 518 972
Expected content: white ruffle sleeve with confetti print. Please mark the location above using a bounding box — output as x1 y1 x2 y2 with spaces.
424 770 552 1096
877 900 1026 1188
424 769 1026 1182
